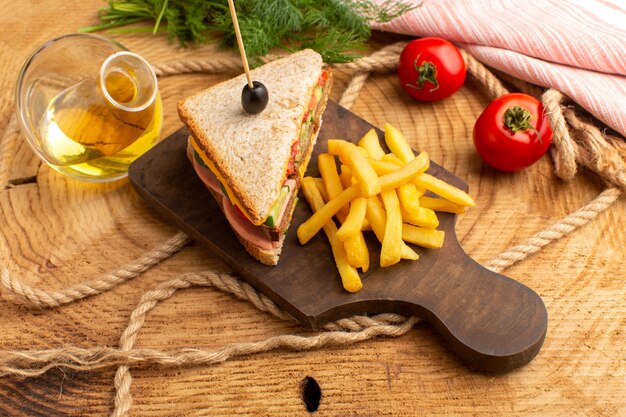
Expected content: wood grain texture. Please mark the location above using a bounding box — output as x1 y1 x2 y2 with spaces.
0 1 624 416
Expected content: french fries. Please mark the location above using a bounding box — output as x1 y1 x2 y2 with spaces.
367 158 401 176
366 197 419 260
382 153 404 166
413 173 476 207
339 165 353 189
316 173 371 233
358 129 385 160
402 206 439 229
301 178 362 293
413 186 426 197
356 147 370 158
344 232 370 272
380 190 403 267
378 152 429 191
385 123 415 163
297 184 360 245
318 153 348 217
299 124 474 292
311 177 329 202
397 184 421 213
328 140 381 197
419 196 466 214
402 224 445 249
337 198 367 242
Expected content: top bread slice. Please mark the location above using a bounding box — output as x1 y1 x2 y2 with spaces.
178 49 324 225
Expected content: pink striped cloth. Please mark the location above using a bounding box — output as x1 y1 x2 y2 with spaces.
373 0 626 137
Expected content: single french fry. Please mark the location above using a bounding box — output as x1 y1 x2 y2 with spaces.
311 177 329 202
365 197 419 261
413 173 476 207
382 153 404 166
402 206 439 229
301 177 329 213
380 190 403 267
344 232 370 272
369 159 432 199
357 232 370 272
330 141 381 197
329 139 369 159
318 153 348 217
298 184 361 245
400 244 419 260
344 235 361 266
300 178 362 293
402 224 445 248
385 123 415 163
368 158 401 176
313 176 348 227
397 183 421 213
318 154 342 198
339 165 352 189
337 197 367 242
419 196 466 214
379 151 430 191
358 129 385 160
327 139 350 155
339 167 370 231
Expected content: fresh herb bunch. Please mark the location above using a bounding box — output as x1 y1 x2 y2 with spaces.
80 0 416 63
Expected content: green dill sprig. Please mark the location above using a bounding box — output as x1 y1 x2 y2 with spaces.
79 0 417 63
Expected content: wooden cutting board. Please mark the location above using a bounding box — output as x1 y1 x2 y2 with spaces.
129 100 547 372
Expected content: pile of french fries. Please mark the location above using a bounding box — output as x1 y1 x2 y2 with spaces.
297 123 475 293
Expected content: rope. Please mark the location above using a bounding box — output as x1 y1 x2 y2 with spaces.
563 108 626 191
152 55 243 77
339 71 371 109
542 89 578 180
0 317 415 378
459 49 509 99
484 187 621 273
1 232 190 308
0 42 624 417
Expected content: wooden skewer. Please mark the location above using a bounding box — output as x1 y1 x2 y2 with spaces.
227 0 253 88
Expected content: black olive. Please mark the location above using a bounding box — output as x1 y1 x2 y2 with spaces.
241 81 269 114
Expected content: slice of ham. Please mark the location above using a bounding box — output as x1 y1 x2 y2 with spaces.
192 156 222 195
223 198 274 251
192 154 275 251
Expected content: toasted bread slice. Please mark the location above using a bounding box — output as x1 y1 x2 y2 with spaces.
178 49 325 225
190 113 324 265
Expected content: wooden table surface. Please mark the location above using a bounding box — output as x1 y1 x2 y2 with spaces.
1 1 624 416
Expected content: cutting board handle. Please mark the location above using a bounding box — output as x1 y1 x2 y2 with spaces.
398 241 548 372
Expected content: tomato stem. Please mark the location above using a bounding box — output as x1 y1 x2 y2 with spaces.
503 106 543 143
405 53 439 92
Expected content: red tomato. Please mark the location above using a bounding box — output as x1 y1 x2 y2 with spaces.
398 37 466 102
473 93 553 172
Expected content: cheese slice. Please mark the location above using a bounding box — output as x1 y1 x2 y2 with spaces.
189 136 260 225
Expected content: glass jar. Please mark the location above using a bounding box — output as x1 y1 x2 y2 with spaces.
15 33 163 182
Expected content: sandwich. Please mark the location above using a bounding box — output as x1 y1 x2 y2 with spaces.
178 49 332 265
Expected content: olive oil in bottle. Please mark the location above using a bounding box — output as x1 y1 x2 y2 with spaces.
39 53 162 181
